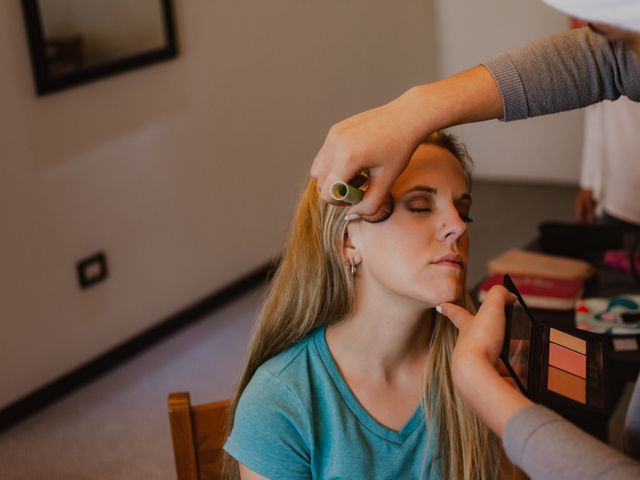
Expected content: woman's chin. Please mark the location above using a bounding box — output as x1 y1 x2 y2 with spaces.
429 283 462 306
385 277 464 308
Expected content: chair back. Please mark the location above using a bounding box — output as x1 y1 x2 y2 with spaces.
168 392 230 480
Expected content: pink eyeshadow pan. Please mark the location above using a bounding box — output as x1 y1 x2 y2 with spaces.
548 343 586 378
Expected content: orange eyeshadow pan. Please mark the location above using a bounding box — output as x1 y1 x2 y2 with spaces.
547 366 586 404
548 343 586 378
550 328 586 354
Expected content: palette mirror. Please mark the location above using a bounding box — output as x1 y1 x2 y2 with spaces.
504 300 531 392
21 0 177 95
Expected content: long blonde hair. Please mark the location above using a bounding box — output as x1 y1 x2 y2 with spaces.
223 132 503 479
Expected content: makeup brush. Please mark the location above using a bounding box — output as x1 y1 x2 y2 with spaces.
330 179 394 223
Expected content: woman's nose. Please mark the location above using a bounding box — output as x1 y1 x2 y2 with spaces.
436 206 468 242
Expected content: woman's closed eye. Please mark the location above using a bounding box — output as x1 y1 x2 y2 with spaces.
405 197 433 213
405 197 473 223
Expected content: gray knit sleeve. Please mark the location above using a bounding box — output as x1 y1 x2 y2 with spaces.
503 404 640 480
483 28 640 121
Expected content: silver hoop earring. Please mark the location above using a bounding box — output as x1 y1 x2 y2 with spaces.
345 262 357 277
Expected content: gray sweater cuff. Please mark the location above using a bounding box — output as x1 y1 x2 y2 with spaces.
503 403 640 480
503 404 561 466
482 55 529 122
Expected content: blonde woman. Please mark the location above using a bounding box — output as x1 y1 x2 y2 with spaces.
223 132 506 479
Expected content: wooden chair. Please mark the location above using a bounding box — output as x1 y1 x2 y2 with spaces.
168 392 230 480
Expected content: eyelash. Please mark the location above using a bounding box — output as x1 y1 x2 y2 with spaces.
407 207 474 224
408 207 432 214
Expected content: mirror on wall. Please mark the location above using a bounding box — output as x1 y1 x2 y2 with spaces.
21 0 177 95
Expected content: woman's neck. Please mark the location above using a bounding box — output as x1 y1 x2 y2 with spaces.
326 297 434 382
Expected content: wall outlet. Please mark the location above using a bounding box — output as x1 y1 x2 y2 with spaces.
76 251 108 289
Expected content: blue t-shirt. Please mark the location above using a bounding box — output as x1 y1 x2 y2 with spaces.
224 327 439 479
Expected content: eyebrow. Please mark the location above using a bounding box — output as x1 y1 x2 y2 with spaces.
403 185 472 203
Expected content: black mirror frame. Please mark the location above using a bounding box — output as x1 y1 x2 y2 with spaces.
21 0 178 96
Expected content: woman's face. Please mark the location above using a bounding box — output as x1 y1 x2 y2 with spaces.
346 144 471 309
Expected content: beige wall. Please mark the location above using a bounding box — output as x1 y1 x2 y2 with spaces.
0 1 437 408
434 0 584 183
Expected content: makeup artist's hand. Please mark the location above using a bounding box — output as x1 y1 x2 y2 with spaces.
438 286 532 437
311 88 425 217
440 286 512 368
311 65 503 217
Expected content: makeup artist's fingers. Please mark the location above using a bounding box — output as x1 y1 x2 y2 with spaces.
480 285 515 316
318 162 401 216
349 180 388 217
437 303 474 330
441 287 516 367
349 167 403 217
311 122 371 207
439 286 514 332
310 94 420 212
474 287 517 348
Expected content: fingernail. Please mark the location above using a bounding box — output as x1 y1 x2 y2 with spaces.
344 213 361 222
435 305 443 314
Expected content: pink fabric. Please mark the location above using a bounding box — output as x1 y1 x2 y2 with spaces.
604 250 640 273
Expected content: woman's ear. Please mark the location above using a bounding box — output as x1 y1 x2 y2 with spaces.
343 224 362 266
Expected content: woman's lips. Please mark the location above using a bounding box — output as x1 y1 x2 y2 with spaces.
431 254 464 269
433 261 463 269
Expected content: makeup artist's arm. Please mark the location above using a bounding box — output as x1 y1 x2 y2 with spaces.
440 287 640 480
310 65 502 216
312 28 640 217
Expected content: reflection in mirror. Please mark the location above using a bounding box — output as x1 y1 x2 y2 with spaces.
40 0 164 75
21 0 177 95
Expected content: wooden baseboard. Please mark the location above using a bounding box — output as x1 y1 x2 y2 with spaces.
0 262 272 433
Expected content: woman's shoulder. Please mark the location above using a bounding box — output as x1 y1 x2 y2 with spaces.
237 327 325 410
255 326 324 381
225 330 325 478
228 329 325 451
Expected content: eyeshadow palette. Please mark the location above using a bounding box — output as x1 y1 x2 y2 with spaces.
548 329 586 403
501 274 608 413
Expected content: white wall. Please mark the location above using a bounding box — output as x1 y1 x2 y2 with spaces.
0 1 437 408
434 0 584 183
